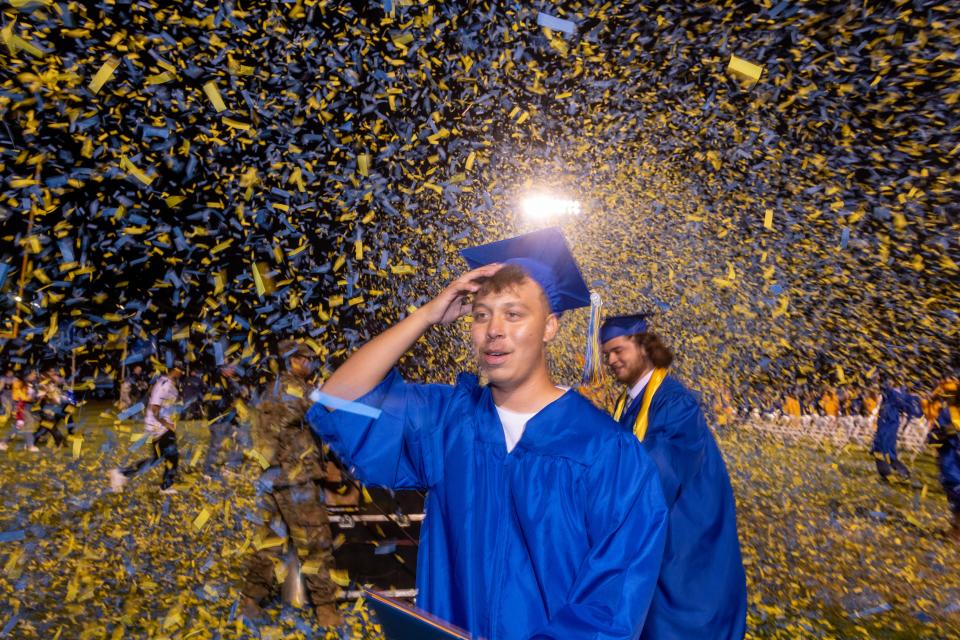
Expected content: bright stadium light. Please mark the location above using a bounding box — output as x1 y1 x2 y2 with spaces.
521 194 581 220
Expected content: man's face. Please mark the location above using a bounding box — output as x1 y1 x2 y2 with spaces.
169 368 183 381
132 365 143 375
602 335 650 386
471 278 557 390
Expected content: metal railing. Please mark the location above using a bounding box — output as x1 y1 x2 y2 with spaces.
735 412 930 460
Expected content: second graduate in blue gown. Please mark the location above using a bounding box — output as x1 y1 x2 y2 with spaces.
601 315 747 640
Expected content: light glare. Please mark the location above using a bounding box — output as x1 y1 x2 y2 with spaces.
521 195 581 219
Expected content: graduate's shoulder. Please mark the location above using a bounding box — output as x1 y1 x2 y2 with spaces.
540 390 634 462
646 375 711 440
651 375 702 410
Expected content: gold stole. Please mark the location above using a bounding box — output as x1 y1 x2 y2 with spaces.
613 368 668 442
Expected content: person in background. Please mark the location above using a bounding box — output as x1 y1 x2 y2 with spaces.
130 364 152 406
783 390 802 418
0 369 23 450
0 368 14 419
820 387 840 418
4 370 39 451
926 377 960 542
871 378 923 481
863 387 881 417
240 341 340 627
202 360 252 479
33 364 67 448
109 363 184 494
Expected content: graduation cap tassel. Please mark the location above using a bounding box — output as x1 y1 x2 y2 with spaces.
581 292 606 385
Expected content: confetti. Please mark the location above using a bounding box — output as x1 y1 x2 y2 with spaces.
537 12 576 35
727 55 763 85
87 57 120 95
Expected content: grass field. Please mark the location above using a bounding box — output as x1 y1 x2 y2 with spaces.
0 403 958 639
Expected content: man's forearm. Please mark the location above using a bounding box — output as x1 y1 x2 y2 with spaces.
321 308 434 401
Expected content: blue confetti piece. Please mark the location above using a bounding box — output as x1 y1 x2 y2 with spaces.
537 11 576 34
123 353 144 366
118 402 145 421
128 433 150 453
213 341 225 366
0 530 26 544
840 227 850 249
374 541 397 555
852 602 891 618
141 125 169 140
0 614 20 638
0 263 10 289
309 389 383 419
57 238 75 263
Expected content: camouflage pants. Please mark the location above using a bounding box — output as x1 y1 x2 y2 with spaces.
241 481 339 614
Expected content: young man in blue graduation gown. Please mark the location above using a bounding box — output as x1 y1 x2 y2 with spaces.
307 228 669 640
871 380 923 481
600 315 747 640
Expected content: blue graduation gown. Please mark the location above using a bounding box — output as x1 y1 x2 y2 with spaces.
871 387 923 459
617 376 747 640
307 370 669 640
928 406 960 513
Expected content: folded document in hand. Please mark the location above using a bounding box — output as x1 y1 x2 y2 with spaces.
365 590 472 640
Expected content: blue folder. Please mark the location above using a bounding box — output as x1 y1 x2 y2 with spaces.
365 590 473 640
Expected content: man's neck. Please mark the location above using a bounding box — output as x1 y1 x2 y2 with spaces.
625 365 655 396
491 369 564 414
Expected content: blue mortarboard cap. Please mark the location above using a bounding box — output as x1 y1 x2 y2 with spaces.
459 227 591 313
600 313 650 344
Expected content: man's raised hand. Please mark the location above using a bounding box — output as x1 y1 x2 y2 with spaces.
420 264 502 326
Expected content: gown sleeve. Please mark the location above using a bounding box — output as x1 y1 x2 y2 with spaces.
528 433 668 640
904 393 924 420
641 390 708 507
305 368 453 490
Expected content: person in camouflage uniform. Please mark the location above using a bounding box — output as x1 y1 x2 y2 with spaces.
240 341 341 627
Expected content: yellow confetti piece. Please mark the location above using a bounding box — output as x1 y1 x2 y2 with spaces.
301 560 322 575
88 57 121 94
764 208 774 230
357 153 370 176
72 435 83 460
145 71 175 85
192 508 211 531
252 262 266 297
284 384 304 399
203 80 227 112
6 33 45 58
248 448 271 470
119 156 154 186
223 117 251 130
329 568 351 587
728 55 763 85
